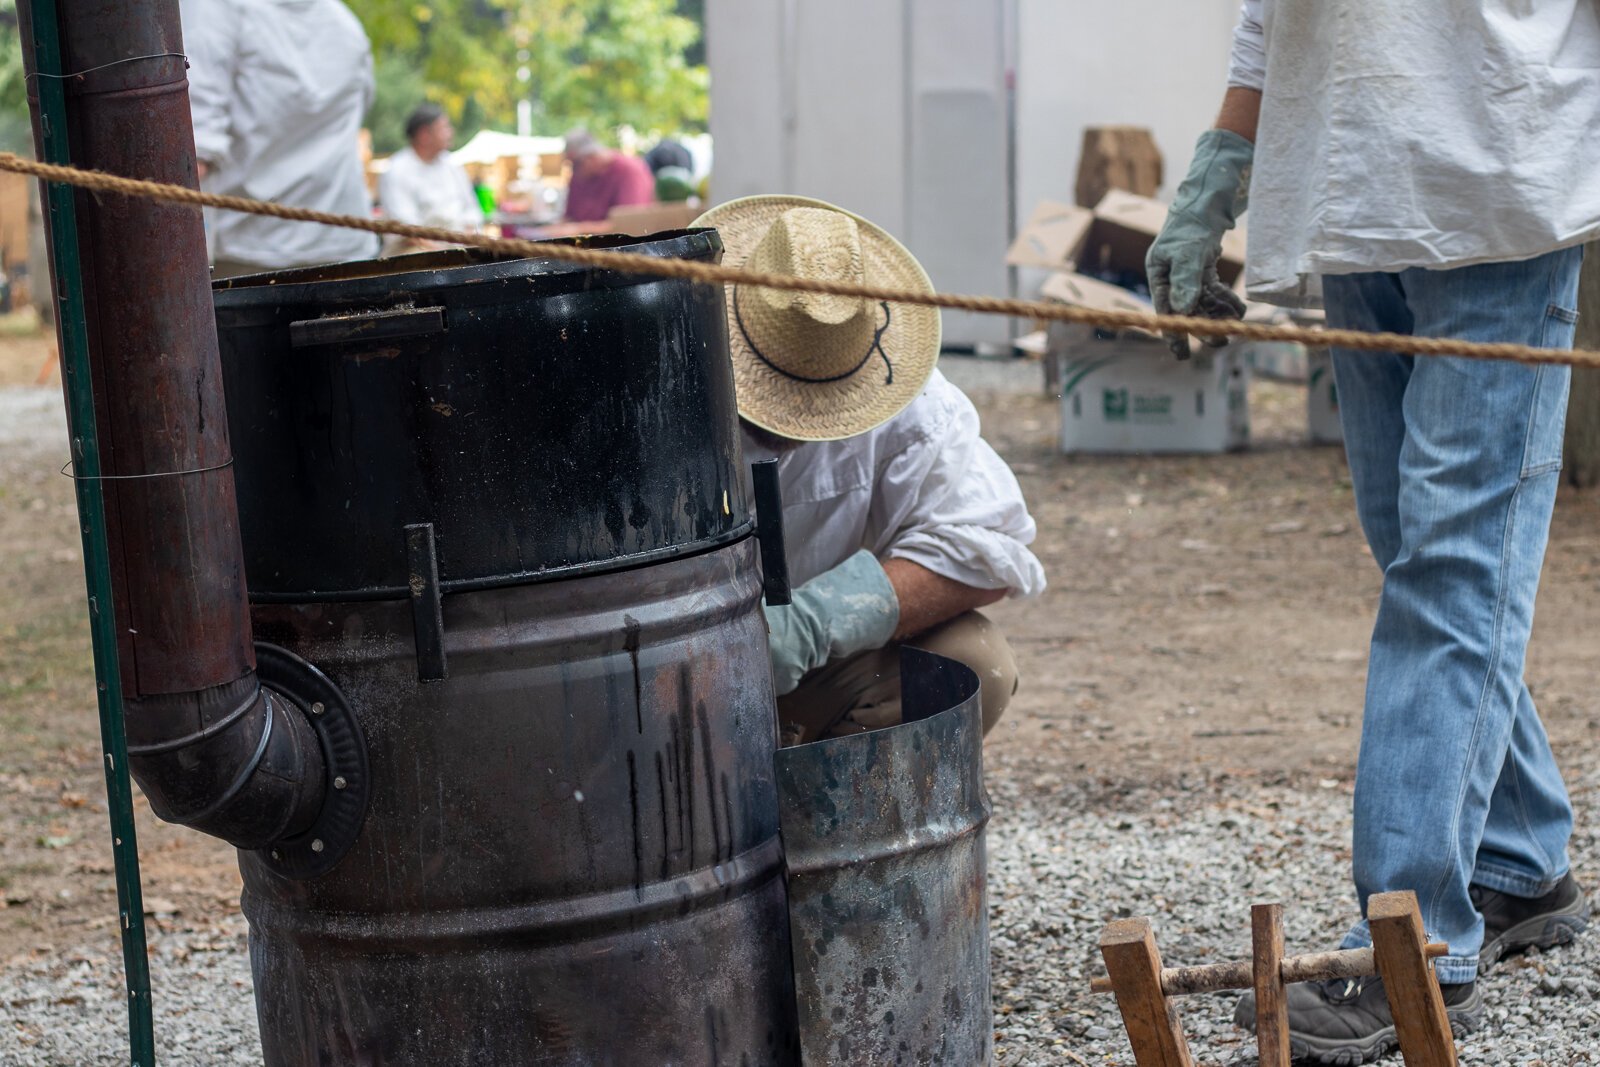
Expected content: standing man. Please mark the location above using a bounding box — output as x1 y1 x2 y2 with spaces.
694 196 1046 743
378 103 482 254
180 0 379 276
1149 2 1596 1060
561 129 655 224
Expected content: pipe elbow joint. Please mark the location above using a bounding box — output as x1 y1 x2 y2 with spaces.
125 672 328 851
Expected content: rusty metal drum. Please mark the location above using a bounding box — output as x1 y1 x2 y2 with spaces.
213 237 799 1065
776 648 993 1066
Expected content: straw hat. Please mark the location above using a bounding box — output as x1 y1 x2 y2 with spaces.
694 195 941 442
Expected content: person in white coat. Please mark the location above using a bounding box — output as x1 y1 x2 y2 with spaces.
695 195 1046 745
1149 2 1597 1059
378 103 482 255
180 0 379 276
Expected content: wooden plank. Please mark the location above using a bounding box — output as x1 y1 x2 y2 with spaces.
1369 891 1457 1067
1252 904 1291 1067
1099 917 1193 1067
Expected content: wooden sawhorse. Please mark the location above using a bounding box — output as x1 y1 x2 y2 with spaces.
1090 891 1458 1067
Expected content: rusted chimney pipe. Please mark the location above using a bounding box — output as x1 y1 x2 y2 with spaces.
19 0 327 848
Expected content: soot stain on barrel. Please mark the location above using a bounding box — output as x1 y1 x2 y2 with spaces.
721 772 736 868
655 750 671 881
696 699 724 866
675 665 698 865
622 614 642 734
627 750 643 896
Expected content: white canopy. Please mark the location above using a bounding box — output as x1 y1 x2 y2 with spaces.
450 130 566 165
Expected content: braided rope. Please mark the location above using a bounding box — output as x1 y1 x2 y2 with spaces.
5 150 1597 370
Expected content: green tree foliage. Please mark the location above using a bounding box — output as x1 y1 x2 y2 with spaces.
0 1 35 154
348 0 707 155
0 1 706 157
676 0 704 67
346 0 516 152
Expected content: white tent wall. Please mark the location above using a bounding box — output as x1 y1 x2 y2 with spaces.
706 0 1014 348
705 1 1244 348
1014 0 1243 218
1011 1 1242 301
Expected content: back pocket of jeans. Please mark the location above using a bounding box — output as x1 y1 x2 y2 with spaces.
1546 302 1580 327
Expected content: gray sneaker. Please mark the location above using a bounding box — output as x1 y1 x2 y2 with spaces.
1234 975 1482 1065
1472 872 1589 972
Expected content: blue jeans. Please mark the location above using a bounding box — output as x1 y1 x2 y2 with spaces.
1324 246 1582 985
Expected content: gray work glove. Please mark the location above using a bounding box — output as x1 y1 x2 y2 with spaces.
1145 129 1254 359
764 549 900 696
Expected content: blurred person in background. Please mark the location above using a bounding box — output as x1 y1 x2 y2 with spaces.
181 0 379 277
379 102 483 254
644 137 693 176
647 136 697 203
653 166 696 204
561 129 655 224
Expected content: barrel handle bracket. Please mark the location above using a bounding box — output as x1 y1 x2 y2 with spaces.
405 522 448 682
751 460 790 607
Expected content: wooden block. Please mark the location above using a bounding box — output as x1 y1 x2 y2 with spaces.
1369 891 1457 1067
1075 126 1163 210
1100 918 1194 1067
1252 904 1290 1067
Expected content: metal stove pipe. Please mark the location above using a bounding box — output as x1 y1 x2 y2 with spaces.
18 0 328 850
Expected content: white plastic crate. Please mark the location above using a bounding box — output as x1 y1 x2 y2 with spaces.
1307 346 1342 444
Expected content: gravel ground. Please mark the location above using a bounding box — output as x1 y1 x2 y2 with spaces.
0 386 66 453
4 762 1598 1065
985 761 1600 1066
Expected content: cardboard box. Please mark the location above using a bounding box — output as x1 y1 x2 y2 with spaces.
1012 190 1247 283
1306 346 1342 444
1006 200 1095 271
1052 324 1250 454
1087 189 1248 283
1025 190 1252 367
1040 271 1159 337
1238 340 1310 383
1031 190 1254 454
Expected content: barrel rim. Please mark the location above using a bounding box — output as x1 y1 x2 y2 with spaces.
211 228 723 309
245 523 757 604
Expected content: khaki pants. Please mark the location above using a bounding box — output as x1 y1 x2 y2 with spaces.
777 610 1018 744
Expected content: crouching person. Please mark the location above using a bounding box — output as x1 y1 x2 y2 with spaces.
695 196 1047 744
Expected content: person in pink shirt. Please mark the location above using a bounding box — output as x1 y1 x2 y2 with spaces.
561 129 655 223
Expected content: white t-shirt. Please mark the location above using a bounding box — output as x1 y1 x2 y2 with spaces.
1228 0 1600 306
379 147 482 233
741 370 1047 598
181 0 380 269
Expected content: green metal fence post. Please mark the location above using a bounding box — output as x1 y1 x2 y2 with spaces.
19 3 157 1064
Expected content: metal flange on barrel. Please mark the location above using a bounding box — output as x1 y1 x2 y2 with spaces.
777 648 994 1065
252 643 371 880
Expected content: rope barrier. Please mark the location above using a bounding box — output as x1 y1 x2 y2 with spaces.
5 150 1598 370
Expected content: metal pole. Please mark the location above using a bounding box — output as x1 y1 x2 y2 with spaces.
17 2 156 1063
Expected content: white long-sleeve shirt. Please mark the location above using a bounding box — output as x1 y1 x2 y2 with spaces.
741 370 1047 599
181 0 380 269
379 147 482 232
1228 0 1600 306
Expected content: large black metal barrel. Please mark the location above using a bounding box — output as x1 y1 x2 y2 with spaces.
213 234 799 1065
